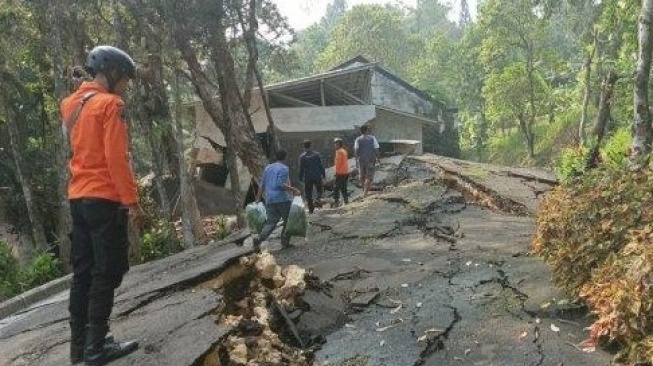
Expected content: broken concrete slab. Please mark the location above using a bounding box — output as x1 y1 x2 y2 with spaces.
409 154 557 215
377 180 447 211
294 290 348 346
0 242 252 366
316 200 410 239
351 291 380 308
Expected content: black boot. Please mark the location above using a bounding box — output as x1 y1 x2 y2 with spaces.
84 324 138 366
70 320 86 364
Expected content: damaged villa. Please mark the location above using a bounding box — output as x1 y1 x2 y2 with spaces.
191 56 460 213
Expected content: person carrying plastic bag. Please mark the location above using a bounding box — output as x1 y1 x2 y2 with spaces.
286 196 308 238
252 149 301 250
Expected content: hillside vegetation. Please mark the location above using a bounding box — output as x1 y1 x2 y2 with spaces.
533 158 653 363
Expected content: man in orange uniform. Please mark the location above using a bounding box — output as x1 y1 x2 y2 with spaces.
60 45 143 366
333 138 349 206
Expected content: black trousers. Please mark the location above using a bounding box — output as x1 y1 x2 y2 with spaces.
68 198 129 328
303 179 323 213
334 174 349 203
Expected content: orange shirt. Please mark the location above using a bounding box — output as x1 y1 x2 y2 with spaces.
60 81 138 205
335 147 349 175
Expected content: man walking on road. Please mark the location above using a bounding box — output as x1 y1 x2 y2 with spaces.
298 139 326 213
354 124 380 198
60 45 143 366
254 149 301 250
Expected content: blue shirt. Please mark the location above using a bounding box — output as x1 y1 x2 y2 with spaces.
260 162 292 204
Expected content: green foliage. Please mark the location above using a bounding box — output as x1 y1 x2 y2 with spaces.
554 127 632 182
141 220 183 263
211 216 230 241
554 146 587 183
483 63 551 128
407 31 459 104
0 241 62 301
21 251 62 289
601 127 631 169
405 0 454 37
315 4 420 75
0 240 20 301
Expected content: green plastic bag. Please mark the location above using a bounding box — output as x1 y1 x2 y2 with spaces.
286 196 308 237
245 202 267 234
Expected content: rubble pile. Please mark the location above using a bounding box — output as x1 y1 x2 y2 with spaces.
199 251 313 366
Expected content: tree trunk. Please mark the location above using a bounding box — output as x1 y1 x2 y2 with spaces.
211 0 266 180
4 104 48 256
517 112 535 160
579 35 597 146
631 0 653 169
525 45 537 160
237 0 280 158
476 104 488 162
171 5 266 180
173 72 206 247
585 70 619 170
47 2 73 271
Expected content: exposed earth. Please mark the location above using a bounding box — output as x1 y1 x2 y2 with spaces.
0 154 616 366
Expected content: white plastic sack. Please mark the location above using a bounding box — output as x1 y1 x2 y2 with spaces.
286 196 308 238
245 202 267 234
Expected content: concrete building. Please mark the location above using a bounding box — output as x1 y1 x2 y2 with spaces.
193 56 458 193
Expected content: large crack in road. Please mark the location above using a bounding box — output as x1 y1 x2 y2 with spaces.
0 155 614 366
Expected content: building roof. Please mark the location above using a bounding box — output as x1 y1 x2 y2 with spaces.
331 56 441 106
265 64 374 107
269 105 376 133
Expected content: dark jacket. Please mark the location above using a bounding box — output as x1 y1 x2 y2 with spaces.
298 150 325 182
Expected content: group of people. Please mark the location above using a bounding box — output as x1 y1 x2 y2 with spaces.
60 44 381 365
252 124 380 250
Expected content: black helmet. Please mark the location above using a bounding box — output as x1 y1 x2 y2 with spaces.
85 45 135 79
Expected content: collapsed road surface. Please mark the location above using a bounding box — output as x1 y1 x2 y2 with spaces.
0 154 615 366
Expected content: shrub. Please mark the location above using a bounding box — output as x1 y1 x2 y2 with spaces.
21 251 62 289
141 220 183 262
554 146 587 183
0 240 20 301
534 166 653 363
601 127 631 169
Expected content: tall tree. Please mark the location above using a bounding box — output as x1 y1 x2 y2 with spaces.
483 62 551 158
460 0 471 27
479 0 553 159
0 4 49 257
44 0 75 270
316 4 418 75
168 0 267 202
630 0 653 168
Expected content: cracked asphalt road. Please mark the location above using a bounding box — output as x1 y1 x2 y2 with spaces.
0 155 616 366
275 156 615 366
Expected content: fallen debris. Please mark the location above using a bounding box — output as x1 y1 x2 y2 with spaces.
350 291 380 309
199 251 313 365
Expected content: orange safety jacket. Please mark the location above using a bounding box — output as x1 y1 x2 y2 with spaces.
60 81 138 206
335 147 349 175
